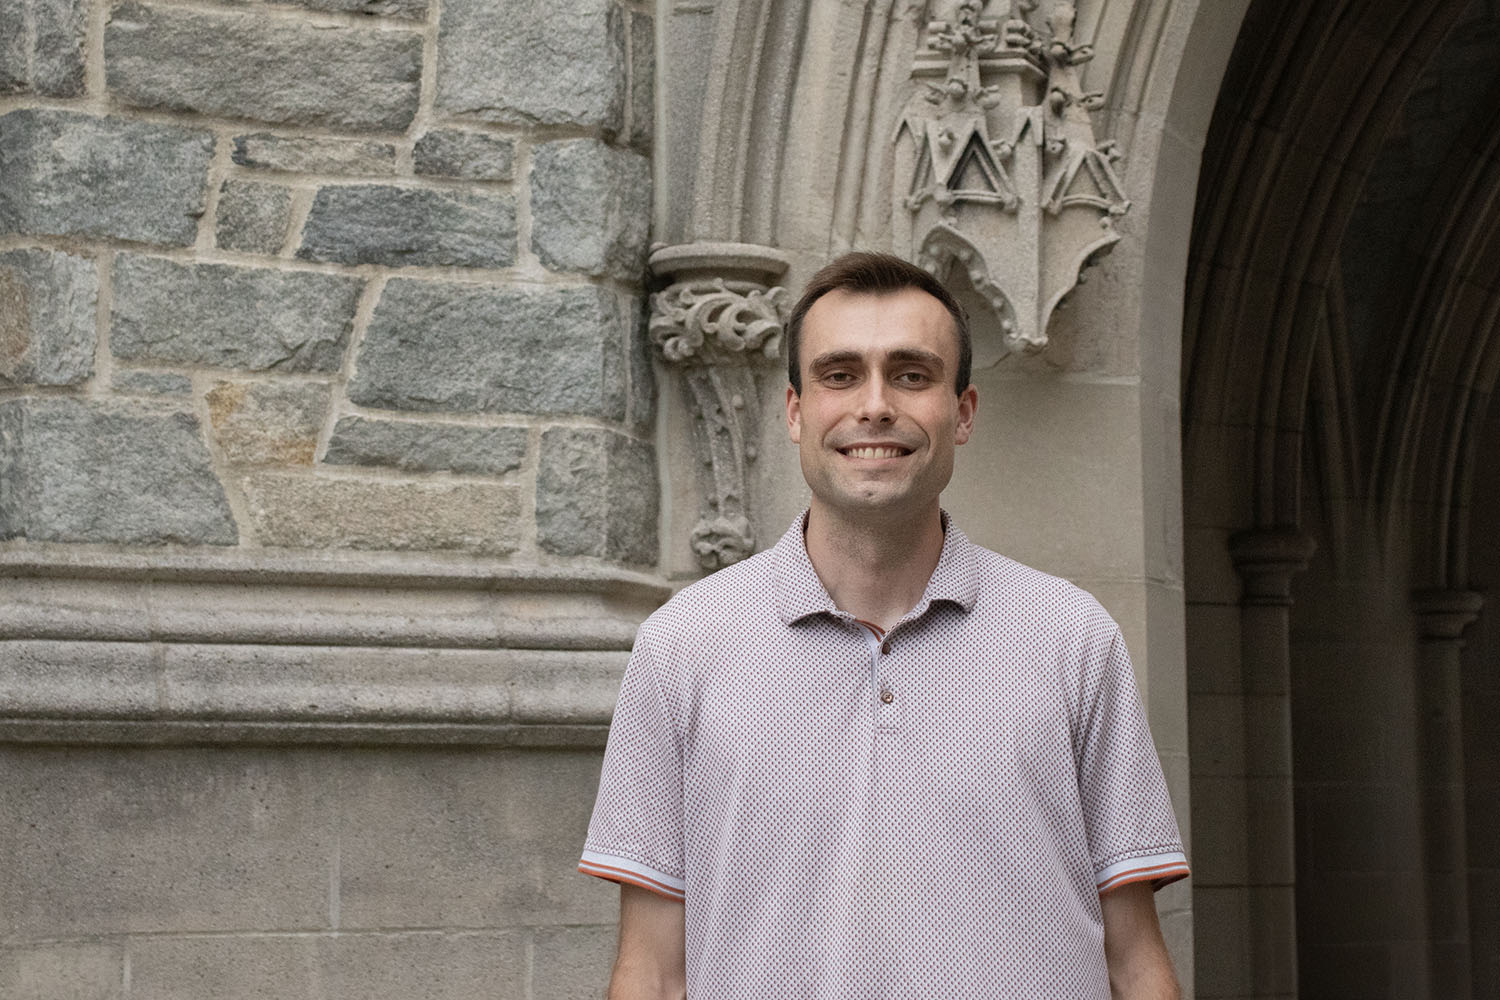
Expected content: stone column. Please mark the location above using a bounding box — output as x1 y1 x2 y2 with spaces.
1411 588 1482 999
648 242 789 571
1230 528 1316 1000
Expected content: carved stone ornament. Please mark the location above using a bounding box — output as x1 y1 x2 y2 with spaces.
649 243 789 571
893 0 1130 357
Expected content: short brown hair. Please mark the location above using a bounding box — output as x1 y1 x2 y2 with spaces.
784 252 971 395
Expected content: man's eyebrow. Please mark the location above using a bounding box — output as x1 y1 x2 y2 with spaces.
886 348 946 369
807 350 864 370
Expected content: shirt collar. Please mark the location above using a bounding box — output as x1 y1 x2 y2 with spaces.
772 509 981 626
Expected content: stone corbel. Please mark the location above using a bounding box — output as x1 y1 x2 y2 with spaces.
894 0 1130 359
648 243 789 571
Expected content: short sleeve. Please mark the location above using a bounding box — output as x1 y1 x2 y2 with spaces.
578 628 687 901
1076 627 1190 894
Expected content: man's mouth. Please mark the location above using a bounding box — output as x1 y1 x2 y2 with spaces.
840 445 911 459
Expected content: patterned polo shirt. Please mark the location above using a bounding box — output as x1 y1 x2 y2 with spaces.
581 513 1188 998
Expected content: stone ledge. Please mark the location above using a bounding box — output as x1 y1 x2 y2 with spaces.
0 641 625 747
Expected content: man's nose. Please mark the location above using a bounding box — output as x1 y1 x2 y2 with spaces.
854 377 896 423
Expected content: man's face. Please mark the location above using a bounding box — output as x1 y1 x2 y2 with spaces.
786 287 977 520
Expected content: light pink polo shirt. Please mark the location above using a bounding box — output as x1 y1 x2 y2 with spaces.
581 514 1188 997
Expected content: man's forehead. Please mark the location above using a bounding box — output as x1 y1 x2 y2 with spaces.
801 287 959 356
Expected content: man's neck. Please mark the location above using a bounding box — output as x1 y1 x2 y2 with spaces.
802 500 946 632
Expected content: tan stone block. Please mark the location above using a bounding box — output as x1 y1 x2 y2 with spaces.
532 925 617 1000
240 472 522 554
337 749 616 929
1188 692 1245 776
1185 602 1240 694
206 378 331 466
945 376 1145 581
0 747 336 938
128 931 531 1000
0 943 123 1000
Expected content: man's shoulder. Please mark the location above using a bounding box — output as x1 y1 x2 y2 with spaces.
965 540 1117 634
637 544 782 641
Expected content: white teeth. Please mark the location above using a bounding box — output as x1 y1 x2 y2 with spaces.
846 446 904 459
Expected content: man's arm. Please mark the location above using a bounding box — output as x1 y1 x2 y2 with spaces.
1101 881 1181 1000
607 883 686 1000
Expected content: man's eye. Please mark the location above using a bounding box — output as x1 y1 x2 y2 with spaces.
895 371 930 385
823 371 855 384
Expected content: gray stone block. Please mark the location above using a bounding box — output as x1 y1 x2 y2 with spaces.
0 0 87 96
627 300 656 430
0 942 123 1000
349 281 630 417
533 925 617 1000
231 133 398 176
214 180 293 255
111 370 192 396
128 932 529 999
0 747 335 937
0 110 212 246
206 379 332 466
537 427 657 564
628 10 654 151
240 472 522 553
532 139 650 279
0 397 237 546
324 416 527 475
0 249 96 387
413 130 514 181
337 750 616 928
111 254 360 372
249 0 426 19
435 0 624 130
105 2 421 132
297 185 515 268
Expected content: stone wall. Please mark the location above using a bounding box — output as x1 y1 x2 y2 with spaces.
0 0 656 561
1 0 658 992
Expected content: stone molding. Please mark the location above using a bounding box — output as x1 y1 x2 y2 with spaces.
893 0 1130 358
1411 588 1484 641
648 242 789 570
1229 529 1317 606
0 547 670 747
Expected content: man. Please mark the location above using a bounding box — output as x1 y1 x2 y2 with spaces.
580 252 1189 998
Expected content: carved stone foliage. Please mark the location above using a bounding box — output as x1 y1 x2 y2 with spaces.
649 243 789 571
894 0 1129 358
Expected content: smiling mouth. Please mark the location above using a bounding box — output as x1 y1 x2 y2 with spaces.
840 445 911 459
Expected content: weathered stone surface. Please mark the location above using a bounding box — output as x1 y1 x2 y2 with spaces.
537 427 657 564
214 180 292 255
0 747 334 936
349 281 629 417
435 0 624 130
105 2 422 132
0 397 236 546
127 932 528 1000
240 473 522 553
628 10 654 151
247 0 426 19
231 133 397 176
206 379 331 466
297 185 515 268
532 139 650 279
111 255 360 372
627 300 655 430
112 370 192 397
0 110 212 246
0 249 96 387
324 416 527 476
413 130 514 181
534 926 617 1000
338 750 615 927
0 0 87 96
0 942 124 1000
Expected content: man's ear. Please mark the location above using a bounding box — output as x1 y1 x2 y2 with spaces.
786 384 802 444
954 385 977 445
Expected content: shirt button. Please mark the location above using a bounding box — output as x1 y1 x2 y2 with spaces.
881 640 892 655
880 688 894 704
